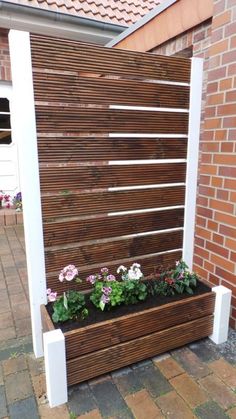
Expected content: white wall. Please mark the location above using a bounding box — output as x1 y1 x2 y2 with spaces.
0 82 20 195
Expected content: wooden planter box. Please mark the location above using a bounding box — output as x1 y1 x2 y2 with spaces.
41 289 215 386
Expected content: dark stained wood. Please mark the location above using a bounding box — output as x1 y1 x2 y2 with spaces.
66 315 214 385
40 304 54 333
35 106 189 134
37 137 188 163
33 73 190 108
65 292 215 359
45 229 183 274
46 250 183 294
30 34 191 83
41 186 185 219
39 163 186 192
43 208 184 247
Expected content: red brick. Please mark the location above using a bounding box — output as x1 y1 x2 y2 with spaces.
196 216 207 228
195 227 212 240
207 220 218 232
201 142 219 152
219 166 236 177
204 260 214 273
206 240 229 258
228 62 236 76
223 116 236 128
209 273 220 286
211 254 235 273
225 22 236 37
224 178 236 189
211 176 223 187
207 82 218 93
221 142 234 152
220 78 232 91
212 10 231 29
208 67 226 81
197 206 213 219
223 50 236 65
215 129 227 140
198 185 215 197
199 174 211 185
226 238 236 251
194 255 204 267
218 104 236 115
215 211 236 227
78 410 102 419
208 93 224 105
195 246 210 259
226 90 236 102
213 233 224 245
210 199 234 213
216 268 236 290
205 118 222 129
216 189 229 200
197 196 208 207
210 39 229 55
219 224 236 239
200 164 217 175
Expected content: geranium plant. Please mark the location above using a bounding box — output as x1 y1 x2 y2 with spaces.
88 263 148 311
49 264 88 323
0 191 11 209
149 260 198 296
13 191 22 211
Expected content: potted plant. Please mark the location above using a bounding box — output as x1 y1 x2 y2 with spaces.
41 260 215 386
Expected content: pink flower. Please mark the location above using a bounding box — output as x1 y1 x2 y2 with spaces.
101 294 110 304
101 267 109 274
58 264 78 282
86 274 96 285
65 271 74 281
106 274 116 282
102 286 112 295
47 288 57 302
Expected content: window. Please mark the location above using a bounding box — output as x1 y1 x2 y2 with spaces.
0 97 12 145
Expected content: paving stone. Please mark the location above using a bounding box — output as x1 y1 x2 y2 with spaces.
125 389 164 419
88 374 111 386
68 384 97 416
170 373 208 408
32 373 47 405
9 293 28 306
77 409 102 419
189 339 220 363
227 407 236 419
27 354 45 377
199 374 236 410
212 329 236 366
0 328 16 343
5 370 33 403
0 312 14 330
157 390 195 419
195 401 229 419
132 359 153 369
38 403 69 418
0 385 8 418
2 354 27 376
90 379 133 418
209 358 236 388
154 357 185 380
112 368 144 397
15 317 31 338
134 364 172 397
8 396 39 419
171 347 211 379
12 303 30 320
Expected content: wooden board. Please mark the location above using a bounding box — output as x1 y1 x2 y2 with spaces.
64 292 215 359
33 73 190 108
37 137 188 163
31 34 191 83
66 315 214 385
45 229 183 274
35 106 189 134
39 163 186 192
41 186 185 219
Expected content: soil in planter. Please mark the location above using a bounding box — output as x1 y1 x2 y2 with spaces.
47 280 212 333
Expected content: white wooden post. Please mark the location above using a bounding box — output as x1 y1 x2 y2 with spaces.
43 330 68 407
209 285 232 344
183 58 203 270
9 30 47 357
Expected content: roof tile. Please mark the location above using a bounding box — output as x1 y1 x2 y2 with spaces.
7 0 162 26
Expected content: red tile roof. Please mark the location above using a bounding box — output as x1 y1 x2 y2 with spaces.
7 0 162 27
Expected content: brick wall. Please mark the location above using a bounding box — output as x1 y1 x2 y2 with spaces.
152 2 236 329
194 0 236 329
0 29 11 81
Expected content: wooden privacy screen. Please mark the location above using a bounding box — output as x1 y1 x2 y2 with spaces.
30 34 191 294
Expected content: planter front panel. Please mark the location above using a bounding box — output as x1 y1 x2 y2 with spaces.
67 315 213 386
64 292 215 359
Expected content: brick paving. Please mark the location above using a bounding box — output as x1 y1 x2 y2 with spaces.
0 225 236 418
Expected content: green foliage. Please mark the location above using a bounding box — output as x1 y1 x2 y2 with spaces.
122 280 148 304
151 260 199 297
90 281 124 310
52 290 87 323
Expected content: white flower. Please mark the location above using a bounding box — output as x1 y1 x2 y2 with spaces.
117 265 127 274
131 263 140 269
128 267 143 280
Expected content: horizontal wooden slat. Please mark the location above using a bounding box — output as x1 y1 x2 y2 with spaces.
45 229 183 274
33 74 190 108
46 250 183 294
39 163 186 192
35 107 189 134
67 315 213 385
41 186 185 219
30 35 191 83
43 208 184 247
64 292 215 358
38 137 188 163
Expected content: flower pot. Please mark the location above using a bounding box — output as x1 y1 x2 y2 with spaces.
41 284 215 386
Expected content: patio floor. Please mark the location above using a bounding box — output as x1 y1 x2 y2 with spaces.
0 225 236 419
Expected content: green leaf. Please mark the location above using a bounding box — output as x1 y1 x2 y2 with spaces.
99 300 105 311
63 292 68 310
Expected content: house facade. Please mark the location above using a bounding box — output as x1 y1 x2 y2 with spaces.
0 0 160 195
110 0 236 329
